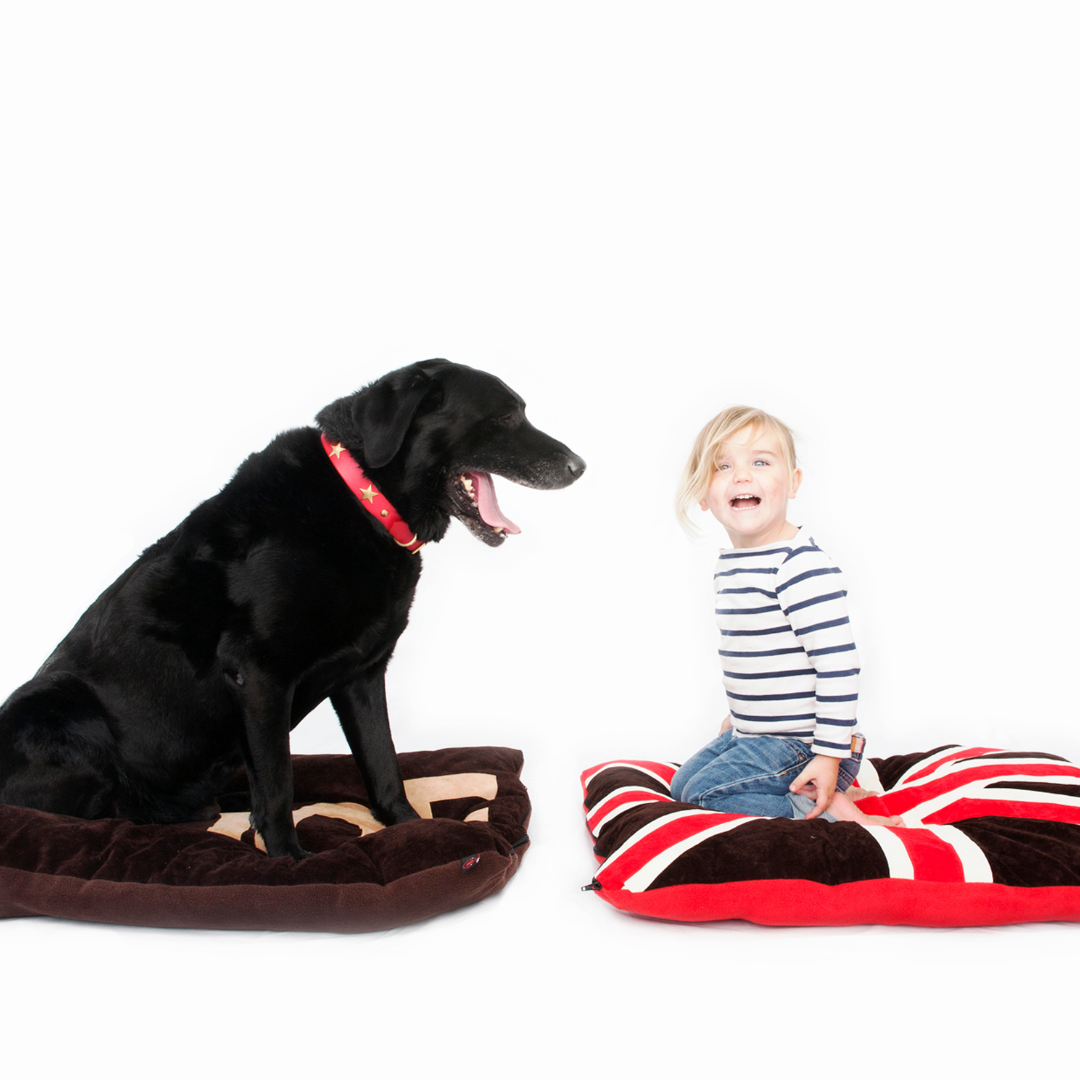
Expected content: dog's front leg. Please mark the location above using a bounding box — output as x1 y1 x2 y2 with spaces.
331 667 420 826
237 674 312 860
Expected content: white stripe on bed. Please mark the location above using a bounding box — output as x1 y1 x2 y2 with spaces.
923 825 994 883
599 808 718 878
589 787 673 833
585 762 677 789
621 816 759 893
900 772 1080 826
864 824 915 879
896 751 1078 789
853 756 884 795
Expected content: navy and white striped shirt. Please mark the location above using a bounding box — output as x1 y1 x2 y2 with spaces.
714 528 859 758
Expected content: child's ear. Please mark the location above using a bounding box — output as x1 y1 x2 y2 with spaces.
699 499 709 511
789 468 803 498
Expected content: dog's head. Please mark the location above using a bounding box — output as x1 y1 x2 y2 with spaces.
316 360 585 546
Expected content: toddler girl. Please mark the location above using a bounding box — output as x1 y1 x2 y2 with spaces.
671 405 901 827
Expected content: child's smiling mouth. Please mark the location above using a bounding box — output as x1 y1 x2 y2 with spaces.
729 495 761 509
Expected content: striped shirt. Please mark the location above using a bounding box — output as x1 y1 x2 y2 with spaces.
714 529 859 758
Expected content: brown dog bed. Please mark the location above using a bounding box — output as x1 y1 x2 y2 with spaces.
0 746 529 932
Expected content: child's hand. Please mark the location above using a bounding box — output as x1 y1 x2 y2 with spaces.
719 714 733 734
789 754 841 820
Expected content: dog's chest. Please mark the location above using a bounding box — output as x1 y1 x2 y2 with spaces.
289 551 420 664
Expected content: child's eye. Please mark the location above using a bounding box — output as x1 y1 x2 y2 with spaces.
716 463 731 471
753 459 770 466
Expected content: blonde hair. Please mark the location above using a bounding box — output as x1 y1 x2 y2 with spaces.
675 406 798 534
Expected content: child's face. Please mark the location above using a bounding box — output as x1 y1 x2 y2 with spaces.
699 424 802 548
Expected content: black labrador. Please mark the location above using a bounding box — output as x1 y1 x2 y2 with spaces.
0 359 585 858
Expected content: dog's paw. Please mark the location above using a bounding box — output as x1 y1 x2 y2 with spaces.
265 841 316 861
257 824 316 861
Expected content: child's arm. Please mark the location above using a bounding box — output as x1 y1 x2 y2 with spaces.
788 753 840 820
776 542 860 767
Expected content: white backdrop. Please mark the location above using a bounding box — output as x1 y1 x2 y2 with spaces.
2 3 1077 1076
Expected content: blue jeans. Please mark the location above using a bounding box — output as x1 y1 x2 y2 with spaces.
670 729 861 820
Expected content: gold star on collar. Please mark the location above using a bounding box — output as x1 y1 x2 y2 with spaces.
328 442 345 459
358 484 377 503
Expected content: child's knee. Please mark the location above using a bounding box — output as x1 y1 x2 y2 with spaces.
669 762 692 801
673 767 715 806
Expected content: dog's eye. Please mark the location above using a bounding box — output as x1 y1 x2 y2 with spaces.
491 413 518 427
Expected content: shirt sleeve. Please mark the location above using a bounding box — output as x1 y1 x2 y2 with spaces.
775 542 860 758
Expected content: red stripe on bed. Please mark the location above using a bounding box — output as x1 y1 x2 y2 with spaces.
596 811 746 890
580 761 678 787
595 878 1080 927
892 827 966 882
902 747 1002 783
586 788 672 833
922 798 1080 827
882 763 1080 815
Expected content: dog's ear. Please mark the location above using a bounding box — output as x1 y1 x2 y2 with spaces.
357 372 435 467
317 368 440 469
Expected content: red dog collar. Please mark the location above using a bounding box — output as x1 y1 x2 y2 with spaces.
320 433 425 554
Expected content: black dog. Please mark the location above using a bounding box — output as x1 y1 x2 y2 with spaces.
0 359 584 859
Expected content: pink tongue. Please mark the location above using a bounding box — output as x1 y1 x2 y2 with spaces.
472 472 520 534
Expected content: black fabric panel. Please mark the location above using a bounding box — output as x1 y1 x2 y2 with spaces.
585 764 673 805
951 817 1080 888
647 817 892 889
870 746 958 790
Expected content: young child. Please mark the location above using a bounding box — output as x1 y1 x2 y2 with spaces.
671 405 902 827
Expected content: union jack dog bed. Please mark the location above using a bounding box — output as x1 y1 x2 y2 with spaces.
581 745 1080 926
0 747 529 932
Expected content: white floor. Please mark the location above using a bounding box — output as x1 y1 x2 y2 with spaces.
3 5 1079 1076
4 755 1077 1077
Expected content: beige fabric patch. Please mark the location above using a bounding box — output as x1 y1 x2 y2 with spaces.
404 772 499 818
206 771 499 849
207 811 261 846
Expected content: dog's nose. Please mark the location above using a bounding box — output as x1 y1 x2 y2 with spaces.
567 454 586 480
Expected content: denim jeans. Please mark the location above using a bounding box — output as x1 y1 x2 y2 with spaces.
670 729 861 821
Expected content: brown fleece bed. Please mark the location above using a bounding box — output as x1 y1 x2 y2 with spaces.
0 747 529 932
